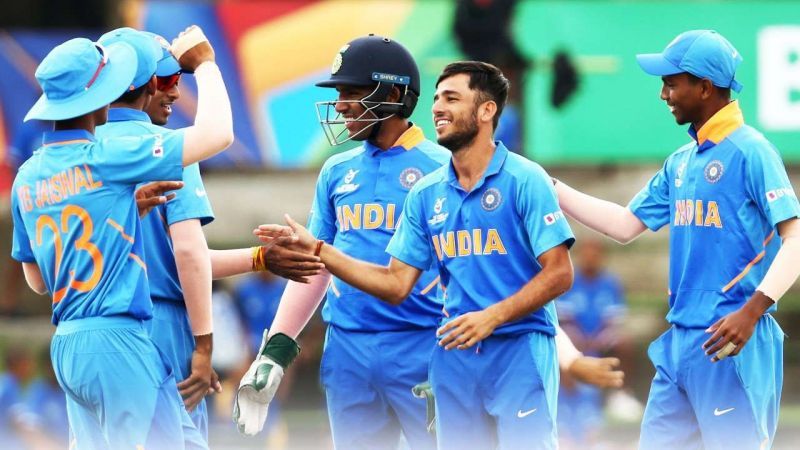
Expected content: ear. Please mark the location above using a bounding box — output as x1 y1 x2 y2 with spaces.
699 78 715 100
146 75 158 96
479 100 498 125
387 85 402 103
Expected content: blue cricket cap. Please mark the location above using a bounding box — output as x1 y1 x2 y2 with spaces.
25 38 137 122
99 27 161 88
636 30 743 93
141 31 182 76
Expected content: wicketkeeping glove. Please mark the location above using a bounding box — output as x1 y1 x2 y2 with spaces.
412 381 436 434
233 330 300 436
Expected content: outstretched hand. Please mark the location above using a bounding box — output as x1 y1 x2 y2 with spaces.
135 181 184 218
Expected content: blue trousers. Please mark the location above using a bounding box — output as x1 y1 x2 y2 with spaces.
430 331 558 450
146 299 209 444
51 316 203 450
321 325 437 450
639 315 783 450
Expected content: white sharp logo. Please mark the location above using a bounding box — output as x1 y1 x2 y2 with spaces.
517 408 537 418
714 407 735 416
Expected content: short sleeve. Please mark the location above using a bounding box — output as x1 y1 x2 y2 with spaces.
95 130 184 185
628 160 672 231
386 186 433 271
307 168 337 243
745 144 800 227
11 188 35 263
163 163 215 226
516 165 575 258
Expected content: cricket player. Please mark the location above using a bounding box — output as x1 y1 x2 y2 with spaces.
10 26 235 449
235 34 449 449
94 28 322 445
553 30 799 449
251 61 574 449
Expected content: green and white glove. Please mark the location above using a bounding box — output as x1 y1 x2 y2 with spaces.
233 330 300 436
412 381 436 434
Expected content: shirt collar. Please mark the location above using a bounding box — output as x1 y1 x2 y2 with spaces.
108 107 152 123
688 100 744 151
447 141 509 191
365 124 426 156
42 129 96 146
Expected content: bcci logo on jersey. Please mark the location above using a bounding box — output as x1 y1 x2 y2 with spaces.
704 160 724 183
481 188 502 211
429 197 448 225
399 167 423 189
334 169 360 195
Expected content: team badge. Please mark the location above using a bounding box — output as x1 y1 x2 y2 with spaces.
344 169 358 183
481 188 502 211
704 160 724 183
331 44 349 74
399 167 423 189
334 168 360 194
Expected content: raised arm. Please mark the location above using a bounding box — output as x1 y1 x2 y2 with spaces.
169 26 234 166
555 179 647 244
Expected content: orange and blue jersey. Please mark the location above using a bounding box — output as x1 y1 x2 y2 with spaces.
308 125 448 331
96 108 215 303
10 128 183 324
387 142 575 336
628 100 800 328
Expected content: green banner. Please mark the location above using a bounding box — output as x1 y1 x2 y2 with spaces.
511 1 800 163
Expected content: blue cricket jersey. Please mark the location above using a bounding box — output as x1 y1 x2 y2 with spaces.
308 125 449 331
96 108 214 302
10 128 184 324
387 142 575 336
629 101 800 328
556 271 626 336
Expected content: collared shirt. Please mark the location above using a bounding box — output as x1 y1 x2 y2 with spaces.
10 128 183 324
387 142 575 336
96 108 214 303
309 125 450 331
629 101 800 328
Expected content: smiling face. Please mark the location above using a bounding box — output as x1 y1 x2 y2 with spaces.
660 73 706 125
432 73 481 153
146 77 181 126
332 84 382 141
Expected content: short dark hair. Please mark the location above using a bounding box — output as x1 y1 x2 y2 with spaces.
686 73 731 100
113 83 148 105
436 61 509 130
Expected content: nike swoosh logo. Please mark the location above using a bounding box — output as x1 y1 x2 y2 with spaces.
517 408 537 418
714 407 735 416
195 188 207 197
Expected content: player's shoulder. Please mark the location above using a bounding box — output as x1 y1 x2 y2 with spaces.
412 139 451 165
726 124 780 159
410 164 448 196
503 151 551 183
320 145 366 174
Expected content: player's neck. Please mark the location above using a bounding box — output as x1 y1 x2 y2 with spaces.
370 119 410 150
54 116 96 135
451 134 496 192
692 98 732 132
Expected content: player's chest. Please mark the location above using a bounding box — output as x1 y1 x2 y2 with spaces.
669 150 744 228
424 181 516 239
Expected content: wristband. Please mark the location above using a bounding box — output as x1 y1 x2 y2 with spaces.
251 246 268 272
314 240 324 257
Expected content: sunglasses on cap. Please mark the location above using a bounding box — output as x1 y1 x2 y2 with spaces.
156 73 181 91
